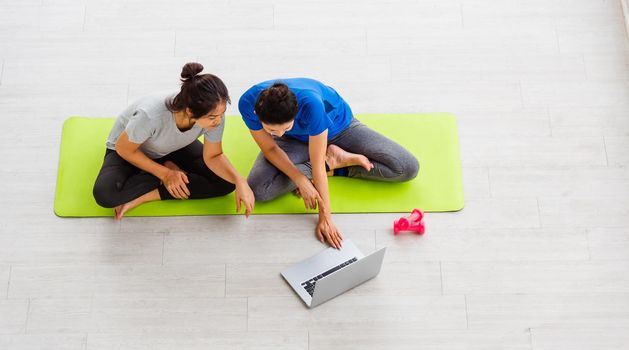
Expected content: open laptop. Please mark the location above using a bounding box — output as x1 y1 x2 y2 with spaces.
281 239 386 308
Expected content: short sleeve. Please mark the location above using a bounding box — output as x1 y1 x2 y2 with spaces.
303 95 333 137
125 109 156 144
238 86 263 131
203 116 225 143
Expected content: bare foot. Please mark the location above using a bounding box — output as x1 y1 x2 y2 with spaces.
114 203 131 220
113 189 161 220
326 144 373 171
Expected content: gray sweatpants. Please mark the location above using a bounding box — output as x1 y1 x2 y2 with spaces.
248 117 420 202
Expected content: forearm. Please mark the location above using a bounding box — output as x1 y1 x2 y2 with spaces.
117 149 169 181
205 153 246 185
312 161 331 217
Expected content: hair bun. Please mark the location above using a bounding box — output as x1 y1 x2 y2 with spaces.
269 82 289 97
254 82 298 124
181 62 204 80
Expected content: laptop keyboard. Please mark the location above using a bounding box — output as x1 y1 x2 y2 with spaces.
301 257 358 297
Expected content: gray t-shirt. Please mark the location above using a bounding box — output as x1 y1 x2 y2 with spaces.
105 92 225 159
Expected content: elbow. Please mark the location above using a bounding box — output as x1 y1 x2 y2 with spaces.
114 142 129 158
114 148 132 161
261 145 278 158
114 145 125 158
204 152 224 165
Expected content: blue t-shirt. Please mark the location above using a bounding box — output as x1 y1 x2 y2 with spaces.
238 78 353 142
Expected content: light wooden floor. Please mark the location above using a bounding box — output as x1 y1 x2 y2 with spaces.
1 0 629 349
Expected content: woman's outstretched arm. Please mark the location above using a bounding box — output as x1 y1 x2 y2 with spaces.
202 138 255 216
309 130 343 249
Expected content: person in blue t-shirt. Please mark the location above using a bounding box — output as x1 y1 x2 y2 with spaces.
239 78 418 249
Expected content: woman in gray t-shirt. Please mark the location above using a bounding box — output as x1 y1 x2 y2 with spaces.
93 62 254 219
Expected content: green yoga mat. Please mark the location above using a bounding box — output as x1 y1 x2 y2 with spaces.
54 114 463 217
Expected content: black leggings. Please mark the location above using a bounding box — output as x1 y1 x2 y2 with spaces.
92 140 235 208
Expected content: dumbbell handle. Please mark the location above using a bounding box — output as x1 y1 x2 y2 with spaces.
393 209 424 232
407 209 423 222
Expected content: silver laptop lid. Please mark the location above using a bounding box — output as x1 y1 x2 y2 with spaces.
310 247 386 308
281 240 364 305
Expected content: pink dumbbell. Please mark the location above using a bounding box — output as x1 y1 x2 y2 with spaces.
393 208 425 235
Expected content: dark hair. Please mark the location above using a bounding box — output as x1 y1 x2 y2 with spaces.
166 62 231 119
254 82 298 125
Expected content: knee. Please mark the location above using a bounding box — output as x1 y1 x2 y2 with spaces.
253 190 274 203
92 181 117 208
389 155 419 182
404 156 420 181
216 180 236 197
248 178 276 202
